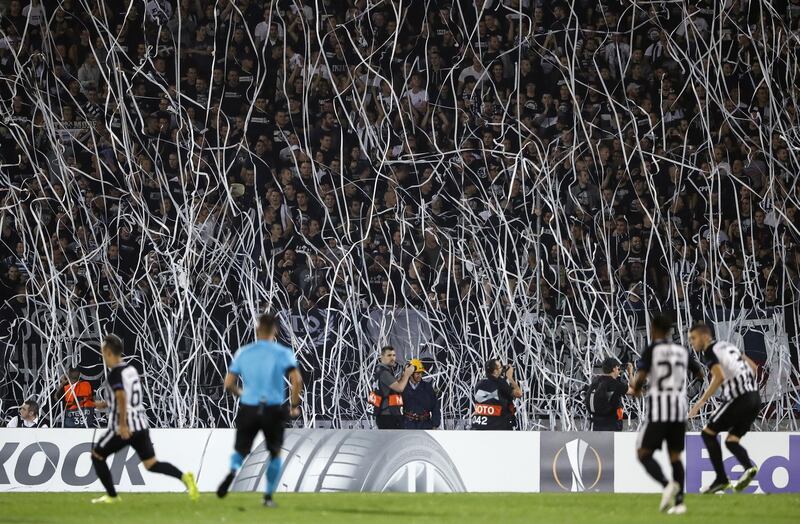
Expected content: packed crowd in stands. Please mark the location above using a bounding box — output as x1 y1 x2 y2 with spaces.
0 0 799 427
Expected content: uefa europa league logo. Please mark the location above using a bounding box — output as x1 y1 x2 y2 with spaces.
553 438 603 491
541 432 613 492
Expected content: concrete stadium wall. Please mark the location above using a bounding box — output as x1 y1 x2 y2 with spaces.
0 429 797 493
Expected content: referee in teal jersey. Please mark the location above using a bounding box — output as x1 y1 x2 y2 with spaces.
216 313 303 507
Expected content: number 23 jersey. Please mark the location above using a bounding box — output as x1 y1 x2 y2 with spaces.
107 363 149 432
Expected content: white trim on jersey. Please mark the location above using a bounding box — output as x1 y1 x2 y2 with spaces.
710 398 735 425
636 420 648 449
98 429 116 448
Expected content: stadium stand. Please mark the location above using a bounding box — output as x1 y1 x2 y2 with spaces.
0 0 799 430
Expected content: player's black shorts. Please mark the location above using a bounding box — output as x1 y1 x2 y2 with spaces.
235 404 287 457
638 421 686 452
707 391 761 437
93 429 155 461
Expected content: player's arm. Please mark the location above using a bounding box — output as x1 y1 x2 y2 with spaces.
744 355 758 375
631 347 653 396
688 354 704 381
630 369 648 397
288 368 303 417
288 368 303 406
688 364 724 418
106 368 129 437
115 388 130 439
388 364 415 393
94 399 108 410
225 350 244 397
224 372 242 398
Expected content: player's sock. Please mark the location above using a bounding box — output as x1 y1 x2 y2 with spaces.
671 460 685 503
639 454 668 487
149 461 183 480
230 451 244 472
725 440 753 469
91 455 118 497
701 432 728 482
265 456 283 495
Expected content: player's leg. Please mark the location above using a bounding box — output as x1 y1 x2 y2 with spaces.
639 446 679 513
637 447 668 487
700 400 737 493
218 405 259 498
700 427 730 492
133 430 199 500
729 392 761 492
636 424 669 486
666 423 687 514
637 422 675 512
261 406 287 507
637 423 667 486
90 431 127 503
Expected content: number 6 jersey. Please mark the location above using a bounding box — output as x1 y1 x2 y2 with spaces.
640 339 703 423
107 363 149 432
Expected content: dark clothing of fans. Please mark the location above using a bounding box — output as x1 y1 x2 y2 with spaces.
402 380 440 430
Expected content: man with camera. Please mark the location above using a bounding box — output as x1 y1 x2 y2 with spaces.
586 356 634 431
368 346 415 429
471 359 522 430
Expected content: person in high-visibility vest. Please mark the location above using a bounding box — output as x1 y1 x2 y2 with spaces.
57 367 96 428
368 346 415 429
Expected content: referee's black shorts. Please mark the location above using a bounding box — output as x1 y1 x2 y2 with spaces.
93 429 155 461
707 391 761 437
637 421 686 453
235 404 287 457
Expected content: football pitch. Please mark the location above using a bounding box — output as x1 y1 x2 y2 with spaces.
1 492 799 524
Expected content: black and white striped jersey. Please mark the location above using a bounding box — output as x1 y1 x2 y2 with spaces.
107 363 149 432
702 340 758 402
640 339 702 422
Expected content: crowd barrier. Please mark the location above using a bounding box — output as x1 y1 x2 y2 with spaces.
0 429 797 493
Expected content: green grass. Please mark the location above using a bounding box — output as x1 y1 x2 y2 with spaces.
1 492 799 523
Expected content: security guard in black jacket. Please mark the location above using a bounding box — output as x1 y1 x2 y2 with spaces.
471 359 522 430
402 359 440 429
368 346 415 429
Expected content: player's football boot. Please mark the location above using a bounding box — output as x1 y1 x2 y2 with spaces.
217 472 235 498
263 494 277 508
182 471 200 501
659 481 680 512
667 504 687 515
700 479 731 494
733 466 759 493
91 494 121 504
